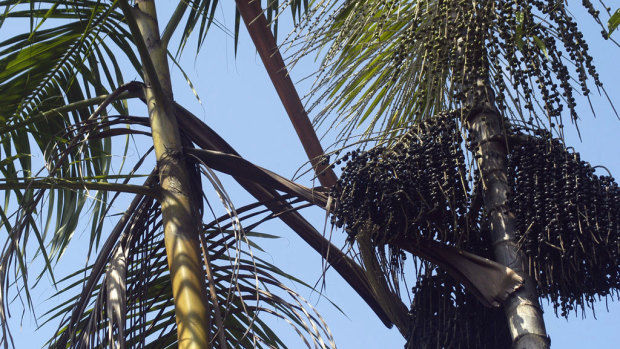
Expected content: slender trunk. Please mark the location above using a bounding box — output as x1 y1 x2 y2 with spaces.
131 1 210 348
467 84 549 348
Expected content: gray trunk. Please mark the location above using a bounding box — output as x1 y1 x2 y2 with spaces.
466 83 549 349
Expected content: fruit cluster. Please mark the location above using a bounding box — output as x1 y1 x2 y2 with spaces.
406 272 512 349
507 129 620 316
330 111 469 248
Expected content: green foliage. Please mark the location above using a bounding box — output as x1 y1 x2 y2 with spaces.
45 193 332 348
293 0 614 141
0 1 335 348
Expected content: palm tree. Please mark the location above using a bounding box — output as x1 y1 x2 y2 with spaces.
0 0 378 347
2 1 618 348
290 1 620 348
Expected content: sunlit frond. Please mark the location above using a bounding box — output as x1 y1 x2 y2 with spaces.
291 0 616 142
0 1 145 295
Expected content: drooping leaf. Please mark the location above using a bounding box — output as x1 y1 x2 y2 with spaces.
45 186 336 348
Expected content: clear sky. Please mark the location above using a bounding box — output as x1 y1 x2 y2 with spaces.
3 1 619 348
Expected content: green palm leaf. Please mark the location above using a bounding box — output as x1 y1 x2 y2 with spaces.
44 185 335 348
0 1 376 347
293 0 616 141
0 0 143 270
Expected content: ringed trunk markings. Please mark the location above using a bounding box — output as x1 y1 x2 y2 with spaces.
131 0 211 347
468 98 549 348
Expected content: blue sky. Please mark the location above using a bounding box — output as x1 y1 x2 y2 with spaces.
3 1 619 348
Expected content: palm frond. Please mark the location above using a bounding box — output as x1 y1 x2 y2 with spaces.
291 0 616 142
236 0 337 186
44 175 336 348
0 0 139 124
0 105 154 347
0 0 145 300
0 3 143 244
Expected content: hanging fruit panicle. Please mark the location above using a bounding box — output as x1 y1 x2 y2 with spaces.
330 111 470 251
406 272 512 349
507 128 620 317
330 113 620 347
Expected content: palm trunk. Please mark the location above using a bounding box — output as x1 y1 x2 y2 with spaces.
129 1 211 347
467 84 549 348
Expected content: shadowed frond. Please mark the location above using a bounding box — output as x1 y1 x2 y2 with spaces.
0 90 154 347
0 1 142 248
43 173 336 348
